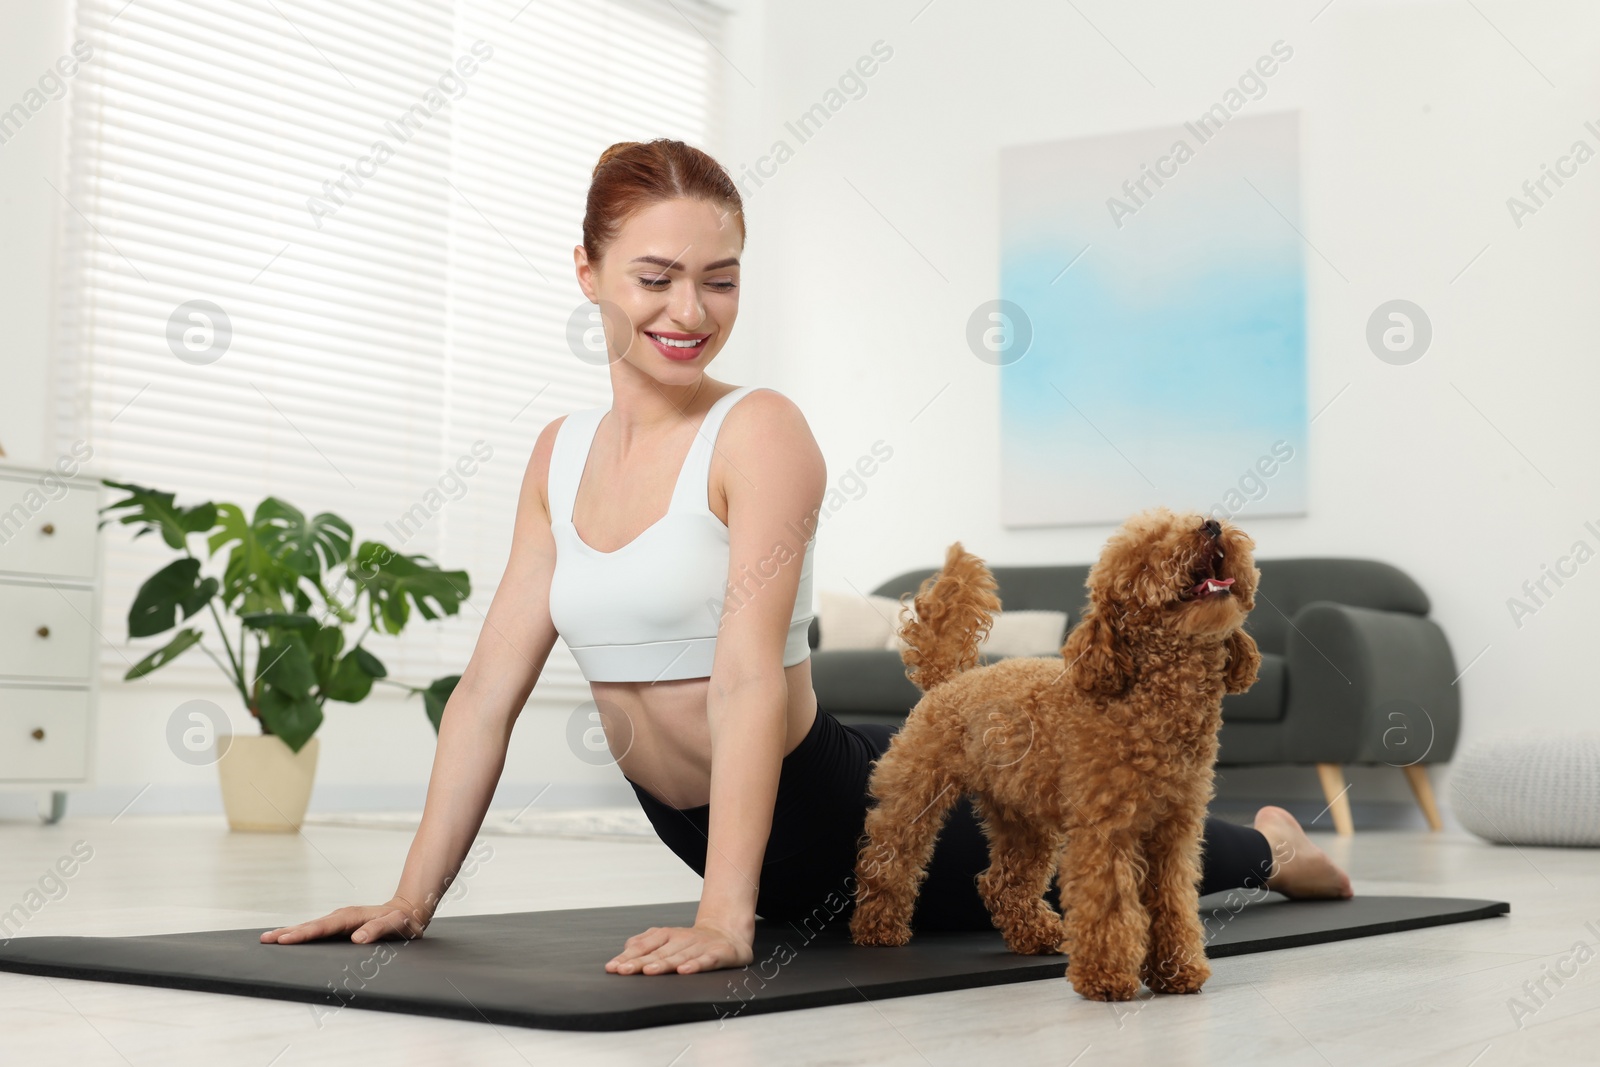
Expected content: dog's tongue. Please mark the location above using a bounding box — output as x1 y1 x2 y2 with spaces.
1190 577 1235 598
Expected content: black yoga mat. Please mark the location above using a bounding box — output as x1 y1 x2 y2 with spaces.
0 895 1507 1031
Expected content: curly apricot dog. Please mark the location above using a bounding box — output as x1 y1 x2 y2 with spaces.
848 506 1261 1002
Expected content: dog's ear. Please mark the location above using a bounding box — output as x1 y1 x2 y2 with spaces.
1061 604 1132 698
1223 626 1261 694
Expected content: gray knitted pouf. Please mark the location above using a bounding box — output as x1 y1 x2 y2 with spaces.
1450 733 1600 846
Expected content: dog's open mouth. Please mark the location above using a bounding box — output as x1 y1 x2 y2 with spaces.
1181 543 1234 601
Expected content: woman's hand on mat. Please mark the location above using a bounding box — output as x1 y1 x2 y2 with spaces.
604 918 754 976
259 895 433 945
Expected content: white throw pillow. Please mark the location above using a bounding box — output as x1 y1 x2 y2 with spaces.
816 591 908 651
983 610 1070 657
887 608 1067 659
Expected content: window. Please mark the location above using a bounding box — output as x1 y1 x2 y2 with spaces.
54 0 729 705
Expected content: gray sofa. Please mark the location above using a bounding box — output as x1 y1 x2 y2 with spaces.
807 558 1460 834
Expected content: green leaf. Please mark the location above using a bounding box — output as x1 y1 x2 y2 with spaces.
307 625 344 691
254 498 353 579
98 480 218 551
421 674 461 733
124 628 204 680
323 650 372 703
240 612 321 631
207 503 298 615
188 577 219 616
307 574 358 626
257 684 323 753
257 631 317 701
347 542 471 637
127 558 217 639
351 645 386 679
255 628 323 751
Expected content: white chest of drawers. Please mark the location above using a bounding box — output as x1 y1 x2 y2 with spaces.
0 462 103 823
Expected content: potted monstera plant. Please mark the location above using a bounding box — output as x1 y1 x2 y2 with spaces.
99 481 469 832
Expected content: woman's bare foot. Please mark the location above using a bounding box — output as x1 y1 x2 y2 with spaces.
1254 805 1354 899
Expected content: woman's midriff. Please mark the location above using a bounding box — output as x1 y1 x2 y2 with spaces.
595 657 819 811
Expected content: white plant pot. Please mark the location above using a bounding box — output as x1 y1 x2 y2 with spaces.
217 734 319 832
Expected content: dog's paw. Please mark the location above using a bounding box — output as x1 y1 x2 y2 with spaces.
849 909 912 948
1066 962 1140 1002
1142 959 1210 995
997 907 1066 955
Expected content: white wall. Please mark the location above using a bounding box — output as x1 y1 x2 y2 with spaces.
4 0 1596 826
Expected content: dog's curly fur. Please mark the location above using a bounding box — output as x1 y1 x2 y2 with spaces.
848 506 1261 1002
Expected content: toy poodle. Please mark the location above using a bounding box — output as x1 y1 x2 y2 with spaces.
848 506 1261 1002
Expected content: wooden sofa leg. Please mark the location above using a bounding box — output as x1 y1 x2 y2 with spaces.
1402 764 1444 831
1315 764 1355 836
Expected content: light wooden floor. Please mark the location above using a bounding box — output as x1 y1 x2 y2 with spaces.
1 812 1597 1066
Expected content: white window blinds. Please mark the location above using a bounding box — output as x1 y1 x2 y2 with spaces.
54 0 728 705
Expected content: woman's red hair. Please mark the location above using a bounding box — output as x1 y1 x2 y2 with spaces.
582 138 745 264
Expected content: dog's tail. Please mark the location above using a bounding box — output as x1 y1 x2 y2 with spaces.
897 541 1002 693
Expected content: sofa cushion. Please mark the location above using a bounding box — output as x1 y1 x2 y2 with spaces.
815 591 904 651
886 608 1068 657
1220 651 1286 723
809 649 923 717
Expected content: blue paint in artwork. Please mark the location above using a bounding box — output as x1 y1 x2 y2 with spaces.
1000 244 1305 436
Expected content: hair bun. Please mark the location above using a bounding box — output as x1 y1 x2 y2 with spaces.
593 141 642 178
581 138 746 266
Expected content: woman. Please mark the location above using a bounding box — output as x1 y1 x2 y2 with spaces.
261 138 1352 977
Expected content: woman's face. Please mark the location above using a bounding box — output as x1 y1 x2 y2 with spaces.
576 196 742 379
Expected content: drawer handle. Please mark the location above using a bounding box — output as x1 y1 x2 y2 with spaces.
32 728 45 741
40 523 56 536
37 625 50 638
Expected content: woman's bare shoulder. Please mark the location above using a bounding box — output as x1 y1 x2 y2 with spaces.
726 385 812 435
526 412 572 522
713 387 824 508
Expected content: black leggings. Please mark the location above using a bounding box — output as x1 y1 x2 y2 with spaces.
626 709 1276 930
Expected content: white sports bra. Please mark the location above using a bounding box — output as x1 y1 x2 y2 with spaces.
546 385 817 683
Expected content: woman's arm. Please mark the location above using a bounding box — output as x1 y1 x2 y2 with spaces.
263 419 564 945
697 671 788 938
699 391 826 930
607 389 826 974
390 420 567 926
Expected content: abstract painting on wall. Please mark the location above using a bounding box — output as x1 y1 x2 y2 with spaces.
996 109 1307 527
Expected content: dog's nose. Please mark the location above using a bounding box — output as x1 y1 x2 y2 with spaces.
1203 519 1221 537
